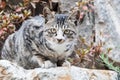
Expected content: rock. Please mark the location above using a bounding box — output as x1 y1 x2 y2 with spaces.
95 0 120 62
0 60 119 80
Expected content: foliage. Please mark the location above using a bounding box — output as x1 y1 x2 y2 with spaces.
100 53 120 72
74 36 105 69
73 33 120 72
0 10 31 35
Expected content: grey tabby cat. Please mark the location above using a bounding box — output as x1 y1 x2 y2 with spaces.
1 14 78 69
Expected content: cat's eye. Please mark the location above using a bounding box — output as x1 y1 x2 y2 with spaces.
64 29 70 34
50 28 56 33
64 29 75 35
34 26 40 29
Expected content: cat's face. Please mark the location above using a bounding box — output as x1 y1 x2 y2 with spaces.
44 22 76 44
43 14 77 54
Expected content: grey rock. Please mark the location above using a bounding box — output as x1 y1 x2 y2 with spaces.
95 0 120 62
0 60 119 80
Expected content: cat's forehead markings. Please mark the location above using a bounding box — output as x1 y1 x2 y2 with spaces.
62 25 65 29
62 25 67 29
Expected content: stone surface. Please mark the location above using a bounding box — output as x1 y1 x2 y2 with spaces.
95 0 120 62
0 60 119 80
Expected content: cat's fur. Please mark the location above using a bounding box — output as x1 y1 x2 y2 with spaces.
1 14 78 69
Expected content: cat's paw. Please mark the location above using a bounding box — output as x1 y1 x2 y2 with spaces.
41 60 56 68
62 60 71 68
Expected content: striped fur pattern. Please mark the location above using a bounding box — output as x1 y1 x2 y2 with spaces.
1 14 77 69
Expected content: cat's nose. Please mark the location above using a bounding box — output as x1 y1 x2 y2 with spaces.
57 39 63 43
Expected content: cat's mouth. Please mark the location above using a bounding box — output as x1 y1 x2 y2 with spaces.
45 39 73 54
56 39 65 44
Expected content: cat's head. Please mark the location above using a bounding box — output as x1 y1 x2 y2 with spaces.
43 14 78 53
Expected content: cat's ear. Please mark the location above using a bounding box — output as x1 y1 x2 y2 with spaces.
44 10 55 23
67 11 81 26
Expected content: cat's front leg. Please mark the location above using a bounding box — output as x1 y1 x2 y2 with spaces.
41 60 57 68
57 59 71 67
31 56 56 68
62 60 71 67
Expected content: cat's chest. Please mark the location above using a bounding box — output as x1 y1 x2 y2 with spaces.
50 42 73 58
52 43 67 55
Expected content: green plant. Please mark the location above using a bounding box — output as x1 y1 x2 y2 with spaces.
100 53 120 72
0 9 31 39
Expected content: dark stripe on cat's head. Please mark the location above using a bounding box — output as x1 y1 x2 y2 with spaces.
55 14 68 26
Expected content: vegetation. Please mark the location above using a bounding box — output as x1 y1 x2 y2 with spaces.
100 53 120 72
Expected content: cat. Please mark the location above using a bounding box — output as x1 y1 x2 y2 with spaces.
1 14 78 69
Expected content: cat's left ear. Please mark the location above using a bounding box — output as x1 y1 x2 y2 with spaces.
44 11 55 23
67 13 79 26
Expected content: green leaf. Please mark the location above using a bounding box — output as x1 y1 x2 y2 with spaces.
100 53 120 72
